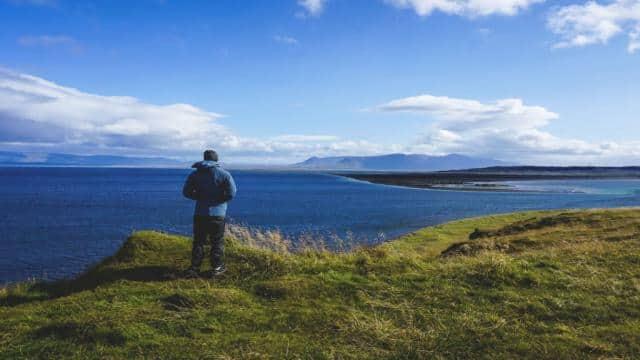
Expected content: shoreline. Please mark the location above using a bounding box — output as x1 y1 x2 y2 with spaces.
332 171 640 192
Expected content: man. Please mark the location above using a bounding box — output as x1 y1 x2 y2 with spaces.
182 150 237 278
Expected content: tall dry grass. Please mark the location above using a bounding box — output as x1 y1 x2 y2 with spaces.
226 224 378 253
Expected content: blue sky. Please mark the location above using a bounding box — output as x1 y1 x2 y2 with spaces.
1 0 639 164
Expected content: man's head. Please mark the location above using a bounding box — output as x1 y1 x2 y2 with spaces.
203 150 219 162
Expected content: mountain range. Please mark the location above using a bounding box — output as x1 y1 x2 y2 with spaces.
0 151 182 167
0 151 509 171
292 153 510 171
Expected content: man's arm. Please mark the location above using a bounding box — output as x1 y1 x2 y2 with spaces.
182 173 198 200
223 173 237 201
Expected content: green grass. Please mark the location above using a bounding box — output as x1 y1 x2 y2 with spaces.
1 208 640 359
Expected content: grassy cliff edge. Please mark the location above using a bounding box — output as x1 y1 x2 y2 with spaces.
1 208 639 359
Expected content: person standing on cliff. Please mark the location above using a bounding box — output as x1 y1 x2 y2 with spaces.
182 150 237 278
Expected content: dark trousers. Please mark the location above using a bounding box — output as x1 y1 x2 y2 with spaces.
191 215 225 270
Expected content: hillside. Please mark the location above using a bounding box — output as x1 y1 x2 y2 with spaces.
1 209 640 358
292 153 509 171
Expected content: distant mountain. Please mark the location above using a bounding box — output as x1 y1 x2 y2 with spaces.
291 153 510 171
0 151 183 167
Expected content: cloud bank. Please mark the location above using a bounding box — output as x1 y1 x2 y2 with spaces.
376 94 640 164
1 68 638 165
0 68 227 152
548 0 640 53
0 68 386 163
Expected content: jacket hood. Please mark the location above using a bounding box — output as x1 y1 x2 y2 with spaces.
191 160 220 169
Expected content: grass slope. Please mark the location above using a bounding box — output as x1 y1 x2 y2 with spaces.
1 208 640 359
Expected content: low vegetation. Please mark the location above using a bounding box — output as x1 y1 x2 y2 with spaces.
1 208 640 359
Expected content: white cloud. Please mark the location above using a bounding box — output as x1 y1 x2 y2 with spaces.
298 0 326 16
376 94 640 164
214 134 389 161
629 24 640 52
384 0 543 17
296 0 540 17
0 68 228 154
548 0 640 53
376 95 558 129
0 68 393 163
273 35 299 45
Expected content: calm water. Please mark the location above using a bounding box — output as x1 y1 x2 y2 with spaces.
1 167 640 284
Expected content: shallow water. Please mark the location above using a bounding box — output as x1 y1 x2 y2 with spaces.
504 179 640 195
1 167 639 283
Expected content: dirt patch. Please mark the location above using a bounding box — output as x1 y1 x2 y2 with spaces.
440 241 510 258
441 243 475 257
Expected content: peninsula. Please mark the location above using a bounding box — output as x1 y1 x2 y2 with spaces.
335 166 640 191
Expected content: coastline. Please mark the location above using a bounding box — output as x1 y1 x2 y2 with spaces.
2 208 640 358
332 171 640 192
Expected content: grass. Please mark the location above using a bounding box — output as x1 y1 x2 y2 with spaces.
1 208 640 359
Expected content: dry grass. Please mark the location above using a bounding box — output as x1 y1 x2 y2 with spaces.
226 224 360 253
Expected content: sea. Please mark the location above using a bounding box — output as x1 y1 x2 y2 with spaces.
1 167 640 284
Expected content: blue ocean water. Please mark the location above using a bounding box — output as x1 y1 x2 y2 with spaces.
1 167 639 284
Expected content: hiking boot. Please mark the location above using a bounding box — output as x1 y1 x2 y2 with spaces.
206 265 226 278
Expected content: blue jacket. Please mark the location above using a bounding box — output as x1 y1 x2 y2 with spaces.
182 161 237 217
